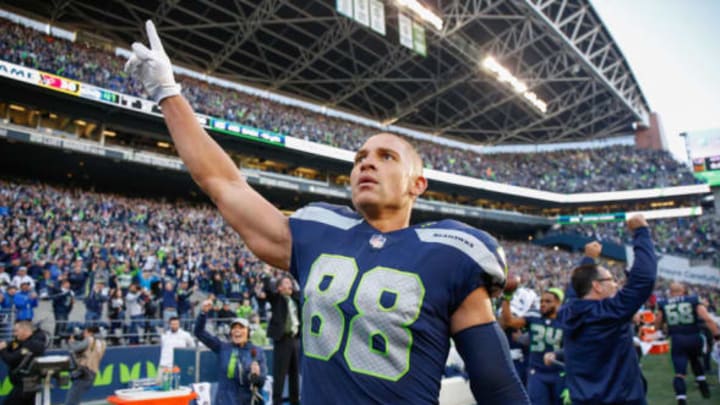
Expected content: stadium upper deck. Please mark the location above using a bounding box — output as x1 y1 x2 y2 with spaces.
2 0 650 145
0 18 701 197
0 4 710 226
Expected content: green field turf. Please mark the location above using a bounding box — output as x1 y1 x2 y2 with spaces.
643 353 719 404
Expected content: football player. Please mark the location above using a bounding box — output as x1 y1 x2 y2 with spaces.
124 21 529 404
502 287 565 404
656 282 720 404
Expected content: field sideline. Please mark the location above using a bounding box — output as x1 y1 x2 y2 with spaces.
644 353 719 404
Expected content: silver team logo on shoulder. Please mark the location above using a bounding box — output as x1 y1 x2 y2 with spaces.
369 234 387 249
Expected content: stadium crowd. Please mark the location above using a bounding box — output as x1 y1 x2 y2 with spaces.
0 178 281 343
0 19 700 193
554 211 719 265
1 178 718 346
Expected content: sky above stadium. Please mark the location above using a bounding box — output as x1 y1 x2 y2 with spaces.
591 0 720 162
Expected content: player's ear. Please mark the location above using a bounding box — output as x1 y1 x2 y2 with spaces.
409 175 428 198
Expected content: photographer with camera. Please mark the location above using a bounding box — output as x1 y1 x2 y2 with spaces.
0 320 48 405
65 325 106 405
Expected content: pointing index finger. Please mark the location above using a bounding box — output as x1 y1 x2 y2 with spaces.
145 20 165 53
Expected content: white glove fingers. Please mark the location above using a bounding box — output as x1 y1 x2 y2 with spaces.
124 54 140 75
131 42 154 60
145 20 165 53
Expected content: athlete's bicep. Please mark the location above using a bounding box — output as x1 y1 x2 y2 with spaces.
450 287 496 335
697 305 720 334
208 177 292 270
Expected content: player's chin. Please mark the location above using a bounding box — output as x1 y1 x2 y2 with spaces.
351 191 381 207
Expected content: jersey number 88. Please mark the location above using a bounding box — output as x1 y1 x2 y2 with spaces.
302 254 425 381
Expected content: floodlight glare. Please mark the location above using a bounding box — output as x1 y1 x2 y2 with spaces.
396 0 443 30
481 56 548 114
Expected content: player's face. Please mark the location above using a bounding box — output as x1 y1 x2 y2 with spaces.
540 292 559 317
230 324 249 345
350 134 424 218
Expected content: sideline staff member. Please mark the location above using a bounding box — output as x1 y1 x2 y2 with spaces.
557 214 656 404
0 320 47 405
195 299 267 405
264 274 301 405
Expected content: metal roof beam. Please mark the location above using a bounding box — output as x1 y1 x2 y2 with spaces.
206 0 285 73
392 13 561 126
271 17 356 89
520 0 649 125
438 47 581 135
153 0 181 27
329 0 509 108
543 99 627 142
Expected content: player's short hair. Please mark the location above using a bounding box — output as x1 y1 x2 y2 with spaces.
168 316 180 323
571 264 602 298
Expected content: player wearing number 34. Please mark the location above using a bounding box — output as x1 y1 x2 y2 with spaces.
124 20 529 404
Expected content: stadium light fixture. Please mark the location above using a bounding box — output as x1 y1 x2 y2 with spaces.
102 130 116 137
157 141 170 148
382 117 400 126
396 0 443 30
481 56 548 114
73 119 86 126
9 104 26 111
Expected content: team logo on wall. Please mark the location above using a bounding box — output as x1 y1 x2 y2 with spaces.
369 234 387 249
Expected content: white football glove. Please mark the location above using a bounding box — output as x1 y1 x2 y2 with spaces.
124 20 181 103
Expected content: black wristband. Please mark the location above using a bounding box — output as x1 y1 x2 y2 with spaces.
714 334 720 340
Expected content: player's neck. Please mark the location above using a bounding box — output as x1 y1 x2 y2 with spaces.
363 210 412 233
359 204 412 233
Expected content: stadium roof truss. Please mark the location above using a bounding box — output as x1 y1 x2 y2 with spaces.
8 0 651 145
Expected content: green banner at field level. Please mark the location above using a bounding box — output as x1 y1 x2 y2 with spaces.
693 170 720 187
557 212 626 225
208 118 286 147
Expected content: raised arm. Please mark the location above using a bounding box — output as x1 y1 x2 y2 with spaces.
499 297 527 330
697 304 720 338
124 20 291 270
604 215 657 320
193 300 222 353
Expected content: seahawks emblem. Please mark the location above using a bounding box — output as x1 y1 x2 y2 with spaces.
369 234 387 249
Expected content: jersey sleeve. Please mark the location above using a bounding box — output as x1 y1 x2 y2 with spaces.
459 226 508 298
420 222 508 312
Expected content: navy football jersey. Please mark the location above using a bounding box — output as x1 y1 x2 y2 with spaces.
658 295 701 335
289 202 507 404
524 316 563 373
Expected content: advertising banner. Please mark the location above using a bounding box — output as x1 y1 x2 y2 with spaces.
0 60 38 84
37 72 81 95
625 249 720 289
0 346 160 403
